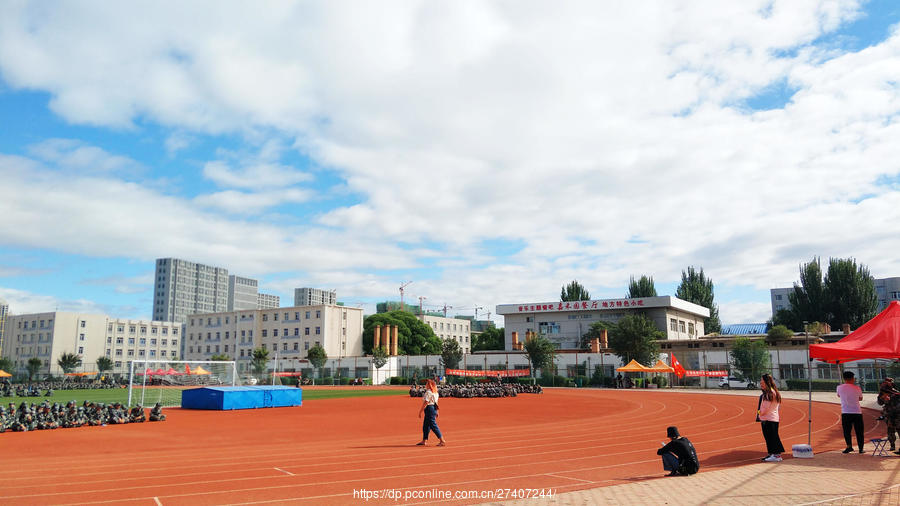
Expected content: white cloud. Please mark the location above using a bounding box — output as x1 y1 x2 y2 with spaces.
27 138 144 175
1 1 899 325
0 286 112 316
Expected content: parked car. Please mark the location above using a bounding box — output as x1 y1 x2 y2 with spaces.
718 376 757 389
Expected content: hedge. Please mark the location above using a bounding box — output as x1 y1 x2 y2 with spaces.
785 379 877 392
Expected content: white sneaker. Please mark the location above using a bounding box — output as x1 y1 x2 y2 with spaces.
763 455 783 462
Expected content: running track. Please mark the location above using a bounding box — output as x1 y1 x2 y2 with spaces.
0 388 877 505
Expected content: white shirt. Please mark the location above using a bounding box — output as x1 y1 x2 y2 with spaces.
424 390 439 406
837 383 862 414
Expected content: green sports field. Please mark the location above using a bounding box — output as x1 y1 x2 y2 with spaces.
0 387 405 407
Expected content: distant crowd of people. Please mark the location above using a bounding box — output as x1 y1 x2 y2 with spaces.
0 400 165 433
409 379 542 398
1 378 122 398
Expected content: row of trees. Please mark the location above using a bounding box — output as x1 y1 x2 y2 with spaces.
774 257 878 331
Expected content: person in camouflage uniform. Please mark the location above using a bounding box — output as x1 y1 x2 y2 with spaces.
149 402 166 421
877 388 900 453
129 404 146 423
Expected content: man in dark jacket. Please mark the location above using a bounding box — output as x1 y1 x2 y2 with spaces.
656 426 699 476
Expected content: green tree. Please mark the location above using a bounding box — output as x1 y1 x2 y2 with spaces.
823 257 878 329
771 308 803 332
729 337 771 382
788 257 826 328
251 347 269 377
561 280 591 301
371 345 389 369
26 357 43 381
579 320 615 349
0 356 13 374
627 275 657 298
766 324 794 343
523 335 557 376
676 266 721 333
57 352 82 374
472 326 504 352
362 311 442 355
786 257 879 330
96 356 113 374
210 354 231 361
440 338 463 370
307 344 328 378
608 314 662 366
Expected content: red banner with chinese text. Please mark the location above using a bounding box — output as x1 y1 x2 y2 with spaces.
684 370 728 377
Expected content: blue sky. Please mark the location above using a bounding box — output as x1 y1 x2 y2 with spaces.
2 1 900 326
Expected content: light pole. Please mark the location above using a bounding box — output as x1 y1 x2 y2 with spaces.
804 321 812 447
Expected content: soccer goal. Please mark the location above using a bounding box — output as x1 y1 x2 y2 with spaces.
127 360 240 408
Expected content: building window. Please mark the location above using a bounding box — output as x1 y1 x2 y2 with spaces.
294 328 299 336
305 311 311 319
669 318 677 331
283 342 288 351
140 338 146 346
138 350 145 357
316 310 321 318
688 323 695 336
304 342 309 351
293 342 299 351
79 334 85 341
678 321 686 333
129 326 136 333
273 329 278 337
262 330 268 337
128 338 135 345
263 314 268 321
315 327 321 335
80 320 86 328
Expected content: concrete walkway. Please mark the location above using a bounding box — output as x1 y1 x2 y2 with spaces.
497 388 899 506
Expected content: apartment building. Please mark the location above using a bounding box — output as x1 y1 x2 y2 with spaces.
183 304 363 373
416 314 471 354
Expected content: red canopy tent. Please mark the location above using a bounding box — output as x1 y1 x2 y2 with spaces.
809 300 900 364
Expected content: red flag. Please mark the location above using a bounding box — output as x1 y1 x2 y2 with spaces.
671 353 686 378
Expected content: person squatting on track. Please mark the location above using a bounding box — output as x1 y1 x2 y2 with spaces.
837 371 865 454
758 373 785 462
416 379 446 447
656 426 699 476
876 379 900 454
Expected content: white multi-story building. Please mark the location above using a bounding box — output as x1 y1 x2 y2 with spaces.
228 275 259 311
153 258 230 324
183 305 363 373
294 287 337 306
257 293 280 309
1 312 181 376
416 314 471 353
497 296 710 350
0 297 8 355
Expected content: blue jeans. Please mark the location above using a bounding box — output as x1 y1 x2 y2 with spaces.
422 405 442 440
661 452 680 472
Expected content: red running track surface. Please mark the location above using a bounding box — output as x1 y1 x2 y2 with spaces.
0 388 878 505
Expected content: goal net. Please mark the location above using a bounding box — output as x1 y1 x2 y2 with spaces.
127 360 240 408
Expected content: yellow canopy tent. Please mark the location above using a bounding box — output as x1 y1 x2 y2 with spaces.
647 360 675 373
192 366 211 375
616 359 650 372
0 369 12 377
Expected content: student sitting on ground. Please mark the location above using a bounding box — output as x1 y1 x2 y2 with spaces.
657 426 699 476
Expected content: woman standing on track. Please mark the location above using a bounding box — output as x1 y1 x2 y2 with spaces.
758 373 785 462
417 379 446 447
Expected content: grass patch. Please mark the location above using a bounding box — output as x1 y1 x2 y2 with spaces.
1 387 407 406
300 389 407 400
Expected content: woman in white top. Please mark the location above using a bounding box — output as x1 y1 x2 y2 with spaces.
417 379 446 446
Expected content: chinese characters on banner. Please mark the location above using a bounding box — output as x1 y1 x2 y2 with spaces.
517 299 645 312
684 370 728 377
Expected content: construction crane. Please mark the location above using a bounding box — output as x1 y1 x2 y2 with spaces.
474 306 484 320
399 281 412 312
442 303 453 317
417 296 427 315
